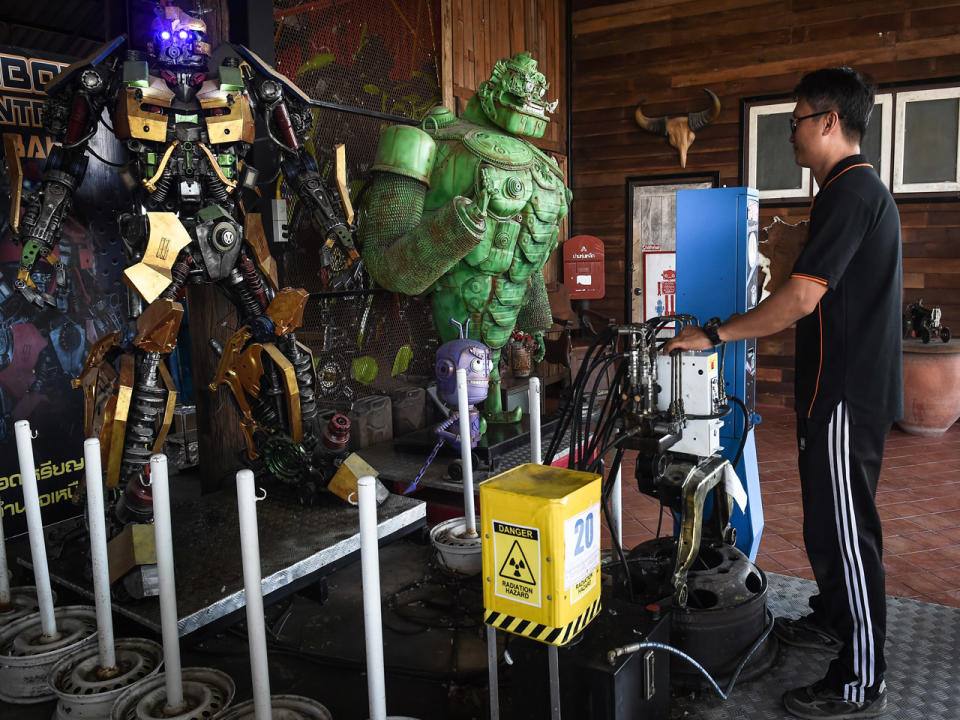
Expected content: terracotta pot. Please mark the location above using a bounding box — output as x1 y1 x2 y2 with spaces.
897 339 960 437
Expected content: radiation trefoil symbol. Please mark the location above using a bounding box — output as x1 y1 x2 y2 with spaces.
498 539 536 586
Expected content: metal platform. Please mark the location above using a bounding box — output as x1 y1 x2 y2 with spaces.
673 572 960 719
358 425 573 495
32 487 425 638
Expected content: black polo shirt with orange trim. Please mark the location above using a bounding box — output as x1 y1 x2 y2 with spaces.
790 153 903 425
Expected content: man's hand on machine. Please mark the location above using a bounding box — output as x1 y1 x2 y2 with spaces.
661 325 713 354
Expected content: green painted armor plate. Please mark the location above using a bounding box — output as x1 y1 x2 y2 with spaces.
461 128 533 169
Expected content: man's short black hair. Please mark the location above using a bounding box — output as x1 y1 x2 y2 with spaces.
794 67 876 143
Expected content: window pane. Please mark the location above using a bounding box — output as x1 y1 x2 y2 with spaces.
861 104 883 175
903 98 959 184
757 112 803 190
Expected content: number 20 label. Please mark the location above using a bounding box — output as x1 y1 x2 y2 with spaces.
564 502 600 590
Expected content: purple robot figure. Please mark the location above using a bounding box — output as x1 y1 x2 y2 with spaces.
404 318 491 494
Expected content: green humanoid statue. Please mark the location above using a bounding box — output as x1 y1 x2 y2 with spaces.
358 51 570 423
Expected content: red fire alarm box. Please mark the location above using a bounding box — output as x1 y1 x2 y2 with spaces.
563 235 605 299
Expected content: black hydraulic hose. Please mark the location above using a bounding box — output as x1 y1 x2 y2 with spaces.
545 326 616 464
601 446 634 600
568 349 618 468
579 354 625 466
605 607 775 700
727 394 750 467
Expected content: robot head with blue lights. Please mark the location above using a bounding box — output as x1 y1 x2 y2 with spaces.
435 318 492 406
149 3 211 69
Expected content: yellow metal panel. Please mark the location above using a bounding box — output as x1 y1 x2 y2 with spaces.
244 213 279 290
266 287 309 336
120 89 169 141
122 213 193 303
262 343 302 442
152 362 178 454
335 143 354 225
479 463 602 646
206 94 255 144
3 133 22 233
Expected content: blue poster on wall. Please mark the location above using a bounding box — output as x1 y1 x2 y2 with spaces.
0 44 128 537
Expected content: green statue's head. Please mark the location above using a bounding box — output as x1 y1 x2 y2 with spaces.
477 52 557 138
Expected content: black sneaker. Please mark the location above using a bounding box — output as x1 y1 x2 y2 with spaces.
773 614 843 652
783 680 887 719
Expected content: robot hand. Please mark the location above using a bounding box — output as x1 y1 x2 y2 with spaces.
14 276 57 309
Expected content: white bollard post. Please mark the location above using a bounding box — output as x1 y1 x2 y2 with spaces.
83 439 116 671
13 420 57 639
235 469 272 720
456 368 477 536
150 454 185 713
0 500 9 608
611 464 623 549
528 377 541 465
358 475 387 720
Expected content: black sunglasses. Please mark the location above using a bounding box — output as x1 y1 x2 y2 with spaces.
790 110 830 134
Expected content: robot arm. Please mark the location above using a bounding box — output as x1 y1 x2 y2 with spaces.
357 124 487 296
13 41 121 307
237 45 356 258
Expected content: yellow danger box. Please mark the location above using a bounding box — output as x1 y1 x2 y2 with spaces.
479 463 602 646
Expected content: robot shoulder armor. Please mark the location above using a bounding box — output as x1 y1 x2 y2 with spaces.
231 43 311 104
45 35 126 95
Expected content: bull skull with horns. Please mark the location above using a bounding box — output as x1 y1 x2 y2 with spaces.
635 89 722 168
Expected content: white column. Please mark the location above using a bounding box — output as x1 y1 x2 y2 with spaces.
150 454 184 712
456 369 477 535
83 439 116 670
528 377 541 464
358 475 386 720
611 465 622 549
235 469 271 720
13 420 57 639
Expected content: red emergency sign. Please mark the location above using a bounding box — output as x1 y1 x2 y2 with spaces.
563 235 605 299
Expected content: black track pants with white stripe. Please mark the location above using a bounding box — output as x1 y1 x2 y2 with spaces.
798 401 888 702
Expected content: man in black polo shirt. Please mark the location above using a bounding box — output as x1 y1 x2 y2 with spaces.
664 66 901 719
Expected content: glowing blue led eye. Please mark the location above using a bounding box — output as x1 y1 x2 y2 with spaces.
160 31 171 40
179 31 188 39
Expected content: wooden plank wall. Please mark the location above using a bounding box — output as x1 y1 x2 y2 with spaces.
446 0 567 154
571 0 960 408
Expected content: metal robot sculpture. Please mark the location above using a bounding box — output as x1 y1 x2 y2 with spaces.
405 318 491 494
358 51 569 424
7 3 356 522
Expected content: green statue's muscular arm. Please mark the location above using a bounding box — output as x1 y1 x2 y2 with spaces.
358 125 487 295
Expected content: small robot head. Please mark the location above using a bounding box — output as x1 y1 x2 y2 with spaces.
477 52 558 139
435 318 492 406
149 3 211 69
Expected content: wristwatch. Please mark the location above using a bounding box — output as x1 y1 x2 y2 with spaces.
702 317 723 346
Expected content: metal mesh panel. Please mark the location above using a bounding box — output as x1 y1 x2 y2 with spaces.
298 291 441 413
273 0 443 413
273 0 441 189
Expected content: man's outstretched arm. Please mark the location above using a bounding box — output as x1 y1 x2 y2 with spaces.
662 276 827 353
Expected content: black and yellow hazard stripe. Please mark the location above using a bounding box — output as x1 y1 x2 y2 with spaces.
484 597 602 646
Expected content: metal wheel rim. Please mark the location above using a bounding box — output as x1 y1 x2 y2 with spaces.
50 637 163 697
219 695 332 719
110 666 235 720
0 606 97 660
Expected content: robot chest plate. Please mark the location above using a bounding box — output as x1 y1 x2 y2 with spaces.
115 82 255 145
